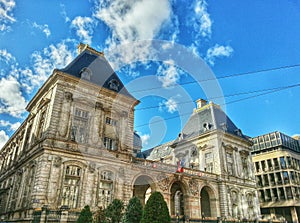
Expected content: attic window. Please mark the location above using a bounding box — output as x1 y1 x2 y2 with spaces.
220 123 228 131
80 67 92 81
235 129 243 136
203 122 212 131
108 79 120 91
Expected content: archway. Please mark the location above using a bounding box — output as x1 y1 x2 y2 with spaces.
133 175 155 206
200 186 211 218
171 182 185 216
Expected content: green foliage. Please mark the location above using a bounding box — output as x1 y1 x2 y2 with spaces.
105 199 124 223
123 196 143 223
77 205 93 223
141 191 171 223
94 206 107 223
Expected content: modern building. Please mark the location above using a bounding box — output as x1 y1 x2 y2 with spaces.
0 44 260 222
251 131 300 222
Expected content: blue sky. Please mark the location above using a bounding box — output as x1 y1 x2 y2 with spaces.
0 0 300 150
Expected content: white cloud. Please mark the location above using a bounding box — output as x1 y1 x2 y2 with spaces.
157 60 182 88
0 0 16 31
0 49 15 64
140 133 150 146
95 0 171 43
33 22 51 37
0 130 9 149
94 0 171 71
159 97 178 114
206 44 233 66
60 3 70 23
0 120 20 131
0 76 27 117
70 16 96 45
28 40 75 89
194 0 212 38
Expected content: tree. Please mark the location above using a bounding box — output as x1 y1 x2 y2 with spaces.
123 196 143 223
94 206 107 223
105 199 124 223
77 205 93 223
141 191 171 223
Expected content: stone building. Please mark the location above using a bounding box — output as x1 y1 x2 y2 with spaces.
146 99 261 220
251 131 300 222
0 44 260 222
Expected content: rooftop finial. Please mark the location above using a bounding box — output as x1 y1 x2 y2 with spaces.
77 43 104 56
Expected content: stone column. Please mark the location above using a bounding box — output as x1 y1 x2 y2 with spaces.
91 102 103 145
218 181 228 217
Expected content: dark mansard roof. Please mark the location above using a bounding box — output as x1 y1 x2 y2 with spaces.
59 44 134 99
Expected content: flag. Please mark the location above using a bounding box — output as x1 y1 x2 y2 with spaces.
176 160 184 173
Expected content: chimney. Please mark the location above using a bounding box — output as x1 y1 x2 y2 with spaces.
78 43 88 54
196 99 207 109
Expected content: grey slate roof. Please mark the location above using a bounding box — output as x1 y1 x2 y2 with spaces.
59 49 134 98
142 102 249 159
173 103 248 144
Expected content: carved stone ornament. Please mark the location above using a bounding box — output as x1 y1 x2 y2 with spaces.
95 102 103 110
29 160 37 167
156 173 170 191
64 92 73 102
53 156 62 167
89 162 96 173
189 178 199 196
119 167 125 178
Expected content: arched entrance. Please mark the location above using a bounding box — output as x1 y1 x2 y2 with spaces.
171 182 185 216
133 175 155 206
200 186 219 217
200 186 212 218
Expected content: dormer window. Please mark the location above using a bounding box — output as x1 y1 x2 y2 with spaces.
80 67 92 81
203 122 212 131
234 129 243 136
108 79 119 91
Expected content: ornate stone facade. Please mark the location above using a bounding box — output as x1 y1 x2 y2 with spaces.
0 45 260 222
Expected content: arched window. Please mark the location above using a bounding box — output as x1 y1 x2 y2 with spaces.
98 171 114 208
61 165 82 209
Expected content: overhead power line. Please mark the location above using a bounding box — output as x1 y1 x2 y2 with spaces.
130 63 300 93
135 83 300 111
1 63 300 115
134 83 300 128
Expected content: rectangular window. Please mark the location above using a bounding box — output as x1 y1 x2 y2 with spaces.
104 137 116 150
255 162 260 172
105 117 117 126
267 159 273 170
283 171 289 184
75 108 88 118
72 108 89 143
261 160 266 171
280 157 286 169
